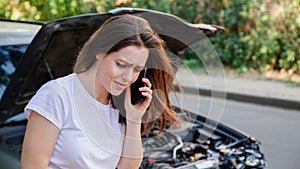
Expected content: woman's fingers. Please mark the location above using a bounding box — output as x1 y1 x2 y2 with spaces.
142 78 152 88
140 78 152 99
139 86 152 94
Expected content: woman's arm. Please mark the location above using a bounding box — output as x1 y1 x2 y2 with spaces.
117 78 152 169
21 111 60 169
117 121 143 169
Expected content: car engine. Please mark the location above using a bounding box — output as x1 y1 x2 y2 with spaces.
140 119 267 169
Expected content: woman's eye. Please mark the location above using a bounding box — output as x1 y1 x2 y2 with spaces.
134 68 142 72
116 62 126 67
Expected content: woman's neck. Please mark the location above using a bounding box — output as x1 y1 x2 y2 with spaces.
76 69 110 105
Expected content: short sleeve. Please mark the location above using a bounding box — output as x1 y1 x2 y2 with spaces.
24 80 67 129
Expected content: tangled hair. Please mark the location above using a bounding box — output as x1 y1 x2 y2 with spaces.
74 14 181 135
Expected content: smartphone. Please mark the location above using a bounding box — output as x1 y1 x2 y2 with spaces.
131 68 147 105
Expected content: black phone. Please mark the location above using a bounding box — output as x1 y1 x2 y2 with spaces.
131 68 147 105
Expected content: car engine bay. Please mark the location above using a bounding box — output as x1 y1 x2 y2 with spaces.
140 111 267 169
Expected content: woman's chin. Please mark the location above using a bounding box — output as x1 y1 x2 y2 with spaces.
110 89 126 96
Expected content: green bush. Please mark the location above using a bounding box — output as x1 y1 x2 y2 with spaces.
0 0 97 21
207 0 300 74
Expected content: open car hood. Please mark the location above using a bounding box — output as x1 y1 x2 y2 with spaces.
0 8 223 123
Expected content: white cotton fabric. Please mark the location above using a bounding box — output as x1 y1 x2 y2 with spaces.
24 73 124 169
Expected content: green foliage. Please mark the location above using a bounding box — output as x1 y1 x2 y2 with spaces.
208 0 300 74
0 0 299 74
0 0 97 21
183 57 201 70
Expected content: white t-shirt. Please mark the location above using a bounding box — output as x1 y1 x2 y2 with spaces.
24 73 124 169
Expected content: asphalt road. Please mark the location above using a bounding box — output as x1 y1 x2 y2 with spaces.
170 92 300 169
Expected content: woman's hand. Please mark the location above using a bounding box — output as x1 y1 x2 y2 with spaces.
124 78 152 123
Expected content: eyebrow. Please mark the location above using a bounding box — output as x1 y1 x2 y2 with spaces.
118 59 145 69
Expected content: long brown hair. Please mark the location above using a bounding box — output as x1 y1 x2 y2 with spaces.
74 14 180 135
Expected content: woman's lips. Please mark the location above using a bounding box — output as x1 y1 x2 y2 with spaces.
114 80 128 90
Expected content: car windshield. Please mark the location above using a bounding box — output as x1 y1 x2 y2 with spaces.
0 21 41 99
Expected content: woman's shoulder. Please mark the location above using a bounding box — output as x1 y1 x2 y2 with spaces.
41 73 75 91
25 73 76 128
31 73 76 102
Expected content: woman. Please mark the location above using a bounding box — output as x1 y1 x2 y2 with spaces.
21 14 180 169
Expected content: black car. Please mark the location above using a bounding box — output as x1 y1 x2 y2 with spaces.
0 8 267 169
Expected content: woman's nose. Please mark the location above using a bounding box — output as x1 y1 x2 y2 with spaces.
121 69 134 82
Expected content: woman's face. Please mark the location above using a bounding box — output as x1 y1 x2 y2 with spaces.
96 45 149 96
